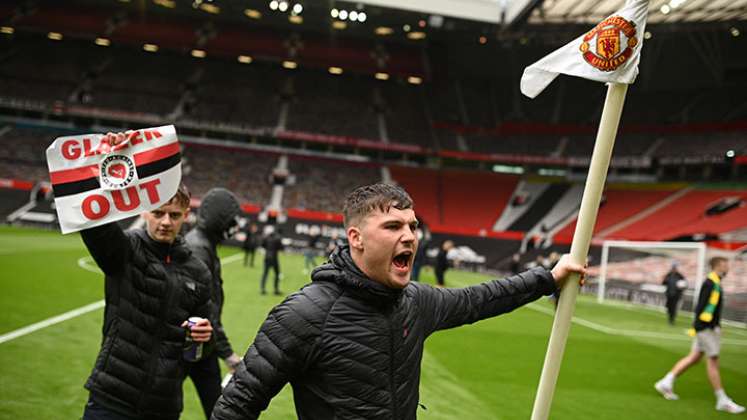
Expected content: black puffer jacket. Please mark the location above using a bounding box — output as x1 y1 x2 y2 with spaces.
186 188 242 359
212 245 556 420
81 223 214 419
186 227 233 358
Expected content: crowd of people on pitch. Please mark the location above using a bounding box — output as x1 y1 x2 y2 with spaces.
76 132 743 420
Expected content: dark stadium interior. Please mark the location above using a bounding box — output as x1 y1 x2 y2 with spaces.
2 2 747 418
1 0 746 263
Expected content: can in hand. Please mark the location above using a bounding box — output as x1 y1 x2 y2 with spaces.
183 316 205 362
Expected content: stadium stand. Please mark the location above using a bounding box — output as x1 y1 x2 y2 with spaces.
389 165 518 233
1 36 745 171
0 186 30 219
529 184 584 238
656 133 746 158
287 70 379 140
0 126 58 183
439 169 518 231
380 83 434 147
87 49 189 115
284 156 381 213
493 180 549 230
181 144 275 206
553 187 682 243
607 189 747 241
387 165 442 227
0 38 99 105
508 183 569 231
185 61 283 128
464 134 561 155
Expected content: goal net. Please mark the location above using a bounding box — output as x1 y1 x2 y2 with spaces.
591 240 747 324
593 240 705 310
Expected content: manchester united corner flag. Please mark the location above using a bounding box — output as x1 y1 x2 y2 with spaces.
522 2 651 420
521 0 649 99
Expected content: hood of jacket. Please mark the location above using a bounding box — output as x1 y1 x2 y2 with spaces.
311 244 402 303
197 188 241 241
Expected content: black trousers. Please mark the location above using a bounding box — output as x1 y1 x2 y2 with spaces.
261 258 281 292
187 353 223 419
435 268 445 286
186 353 222 419
243 247 256 267
665 296 680 324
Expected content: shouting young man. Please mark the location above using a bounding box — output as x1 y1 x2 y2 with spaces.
212 183 585 419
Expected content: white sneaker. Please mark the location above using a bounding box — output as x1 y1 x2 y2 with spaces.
716 399 746 414
654 380 679 400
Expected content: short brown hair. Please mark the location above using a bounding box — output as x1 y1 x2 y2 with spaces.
343 183 413 227
710 256 728 269
167 183 191 209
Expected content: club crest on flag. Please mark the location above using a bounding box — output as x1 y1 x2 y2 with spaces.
99 154 137 190
580 16 639 72
520 0 649 99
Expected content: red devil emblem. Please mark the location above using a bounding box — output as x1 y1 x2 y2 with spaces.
107 163 126 179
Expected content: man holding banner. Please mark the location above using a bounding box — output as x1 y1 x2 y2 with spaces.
47 129 216 419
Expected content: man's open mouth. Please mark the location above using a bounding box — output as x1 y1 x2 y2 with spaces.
392 250 413 270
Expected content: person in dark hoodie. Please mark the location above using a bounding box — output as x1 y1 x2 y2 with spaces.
211 183 585 420
185 188 243 419
434 239 455 287
242 223 259 268
260 227 284 295
79 131 214 420
661 261 686 325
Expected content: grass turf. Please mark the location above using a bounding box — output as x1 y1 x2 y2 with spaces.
0 226 745 419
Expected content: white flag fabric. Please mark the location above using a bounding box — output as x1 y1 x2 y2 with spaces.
46 125 182 234
521 0 650 99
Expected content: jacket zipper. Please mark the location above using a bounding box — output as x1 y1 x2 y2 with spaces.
137 248 179 412
389 309 398 419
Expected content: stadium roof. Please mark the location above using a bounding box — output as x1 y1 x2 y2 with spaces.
351 0 507 24
529 0 747 24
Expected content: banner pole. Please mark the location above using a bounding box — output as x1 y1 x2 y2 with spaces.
530 83 629 420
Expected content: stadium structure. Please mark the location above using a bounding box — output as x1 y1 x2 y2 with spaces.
1 1 747 419
2 0 746 302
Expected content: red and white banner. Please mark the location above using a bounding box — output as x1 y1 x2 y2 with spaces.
46 125 182 234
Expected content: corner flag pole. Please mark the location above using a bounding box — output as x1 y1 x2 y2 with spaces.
530 82 629 420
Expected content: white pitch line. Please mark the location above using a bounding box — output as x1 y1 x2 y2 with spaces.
0 300 105 345
219 252 245 265
0 252 244 345
527 303 747 346
78 256 102 274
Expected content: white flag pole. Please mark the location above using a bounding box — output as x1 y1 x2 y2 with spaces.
530 82 629 420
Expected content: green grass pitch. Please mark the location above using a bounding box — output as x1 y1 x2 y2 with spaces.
1 226 745 419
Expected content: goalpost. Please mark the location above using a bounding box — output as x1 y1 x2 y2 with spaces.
597 240 707 308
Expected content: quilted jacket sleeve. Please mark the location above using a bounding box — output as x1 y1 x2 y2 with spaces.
188 239 234 359
418 267 557 335
211 287 328 420
80 222 131 277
